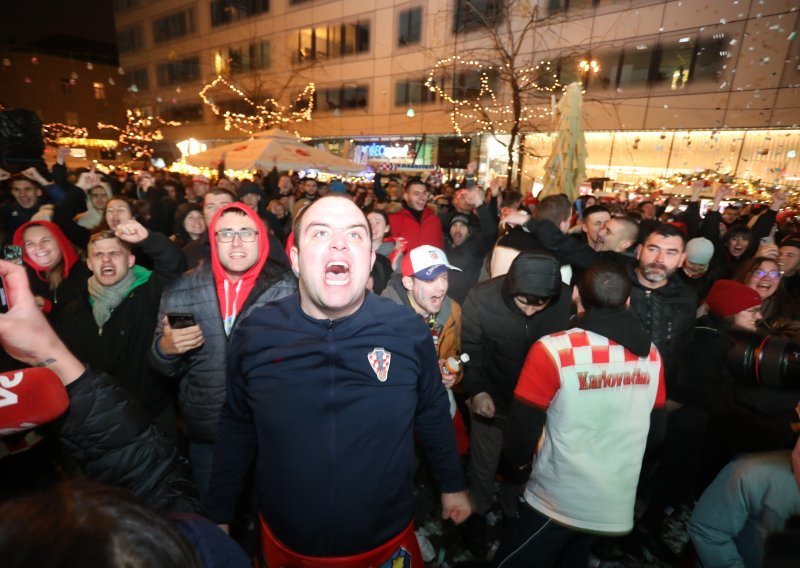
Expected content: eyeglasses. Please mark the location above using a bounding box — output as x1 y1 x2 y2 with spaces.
753 269 782 279
215 229 259 243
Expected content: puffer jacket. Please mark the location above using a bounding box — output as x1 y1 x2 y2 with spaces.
149 260 297 443
627 264 696 392
61 369 200 514
389 204 444 251
460 263 572 415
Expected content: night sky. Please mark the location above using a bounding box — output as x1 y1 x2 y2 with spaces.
1 1 116 47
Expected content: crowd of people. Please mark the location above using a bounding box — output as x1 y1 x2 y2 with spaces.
0 150 798 567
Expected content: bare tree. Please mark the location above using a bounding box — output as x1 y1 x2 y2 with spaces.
426 0 570 190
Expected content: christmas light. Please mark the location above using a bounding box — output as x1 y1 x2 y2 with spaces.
98 109 180 160
55 137 118 149
42 123 88 146
425 56 559 138
198 75 315 137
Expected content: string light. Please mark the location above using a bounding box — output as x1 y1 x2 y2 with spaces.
42 123 88 146
98 109 180 160
198 75 315 137
425 56 561 138
55 137 118 149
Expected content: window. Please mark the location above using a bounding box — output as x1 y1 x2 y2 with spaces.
452 70 497 99
546 0 600 12
692 37 725 83
587 51 621 91
153 9 195 44
399 8 422 46
218 98 258 115
322 85 368 110
113 0 139 12
454 0 502 34
221 40 271 74
124 67 149 92
211 0 269 27
117 25 144 53
656 36 695 90
292 20 370 64
93 82 106 100
160 103 203 122
157 57 200 87
395 79 436 106
618 44 653 88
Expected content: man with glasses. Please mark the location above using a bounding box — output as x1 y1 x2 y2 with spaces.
459 252 571 558
150 203 296 497
55 220 186 442
389 178 444 251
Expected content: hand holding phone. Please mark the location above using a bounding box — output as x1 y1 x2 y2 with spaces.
160 313 204 356
167 312 197 329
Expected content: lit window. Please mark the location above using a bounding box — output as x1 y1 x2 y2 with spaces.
93 82 106 100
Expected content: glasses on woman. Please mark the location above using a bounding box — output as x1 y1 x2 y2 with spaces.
215 229 259 243
753 269 782 279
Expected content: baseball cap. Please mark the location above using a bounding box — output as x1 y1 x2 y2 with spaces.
401 245 462 281
685 237 715 266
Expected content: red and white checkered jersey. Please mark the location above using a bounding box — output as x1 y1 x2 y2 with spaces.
515 327 665 534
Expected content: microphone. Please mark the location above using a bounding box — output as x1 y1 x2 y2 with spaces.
0 367 68 436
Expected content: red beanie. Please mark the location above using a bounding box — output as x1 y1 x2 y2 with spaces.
705 279 761 318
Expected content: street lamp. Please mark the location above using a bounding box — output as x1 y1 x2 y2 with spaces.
578 59 600 88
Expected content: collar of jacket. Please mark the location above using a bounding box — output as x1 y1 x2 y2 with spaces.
577 307 651 357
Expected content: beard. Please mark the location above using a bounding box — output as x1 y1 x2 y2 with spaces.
641 262 671 283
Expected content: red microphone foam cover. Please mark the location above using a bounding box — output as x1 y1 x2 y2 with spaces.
0 367 68 435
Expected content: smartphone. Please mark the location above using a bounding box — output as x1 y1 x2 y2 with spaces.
2 245 22 262
0 277 8 314
167 312 196 329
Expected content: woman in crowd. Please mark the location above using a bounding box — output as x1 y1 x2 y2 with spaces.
735 256 786 324
680 279 798 484
12 220 90 318
171 203 205 249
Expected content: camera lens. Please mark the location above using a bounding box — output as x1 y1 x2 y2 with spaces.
727 328 800 390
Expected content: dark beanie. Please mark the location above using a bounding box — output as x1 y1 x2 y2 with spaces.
450 213 471 228
238 181 263 198
706 279 761 317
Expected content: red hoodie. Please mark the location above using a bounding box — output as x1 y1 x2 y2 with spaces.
208 203 270 335
13 220 80 281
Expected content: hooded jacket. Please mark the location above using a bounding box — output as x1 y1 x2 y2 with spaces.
150 203 297 443
13 220 90 316
208 203 269 336
461 253 573 415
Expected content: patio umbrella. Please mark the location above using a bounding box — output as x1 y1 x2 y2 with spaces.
186 128 366 175
538 82 587 202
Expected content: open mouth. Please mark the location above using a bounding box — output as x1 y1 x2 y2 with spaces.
325 261 350 286
101 266 116 276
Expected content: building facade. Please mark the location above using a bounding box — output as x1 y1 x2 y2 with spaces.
112 0 800 189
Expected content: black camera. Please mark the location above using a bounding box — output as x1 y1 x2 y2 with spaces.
726 328 800 390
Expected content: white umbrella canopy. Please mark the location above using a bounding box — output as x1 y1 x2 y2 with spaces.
186 128 366 175
538 83 588 202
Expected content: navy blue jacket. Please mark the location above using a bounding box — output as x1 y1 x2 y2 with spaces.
205 292 465 556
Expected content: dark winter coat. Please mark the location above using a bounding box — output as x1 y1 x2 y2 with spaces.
445 204 498 304
55 232 186 416
149 261 297 443
460 263 572 415
627 264 696 393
